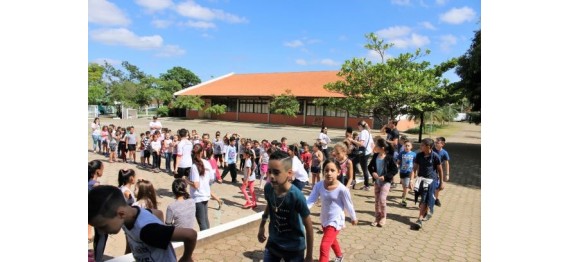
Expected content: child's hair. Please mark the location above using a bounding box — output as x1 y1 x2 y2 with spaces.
358 120 369 130
346 127 353 133
229 136 236 142
178 128 189 138
205 147 214 159
145 131 151 135
140 132 145 137
172 178 190 199
102 125 108 131
376 138 395 156
352 132 359 139
421 138 435 148
281 137 287 142
88 185 127 221
400 135 408 141
288 144 299 158
192 144 205 176
322 159 341 171
118 169 136 186
334 142 348 153
321 126 328 133
436 137 446 143
93 117 99 124
135 179 158 209
88 160 103 181
269 150 293 171
402 139 411 144
244 149 253 158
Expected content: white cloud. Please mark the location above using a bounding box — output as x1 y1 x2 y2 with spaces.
376 26 412 39
439 34 457 52
185 20 216 29
421 21 437 30
295 59 307 66
366 50 392 63
410 33 430 47
156 45 186 57
391 0 411 6
175 0 247 23
320 59 340 66
88 0 130 26
440 6 476 24
135 0 173 11
152 19 173 28
90 28 163 50
91 58 121 66
436 0 448 6
284 40 304 48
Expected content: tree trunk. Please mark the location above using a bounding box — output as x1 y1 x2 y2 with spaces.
418 111 424 142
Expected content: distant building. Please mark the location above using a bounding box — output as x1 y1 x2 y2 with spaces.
174 71 414 130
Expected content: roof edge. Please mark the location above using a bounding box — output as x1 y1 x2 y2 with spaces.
174 72 235 96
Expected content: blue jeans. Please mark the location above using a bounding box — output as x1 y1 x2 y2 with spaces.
92 134 101 152
263 247 304 262
195 200 210 231
164 152 172 171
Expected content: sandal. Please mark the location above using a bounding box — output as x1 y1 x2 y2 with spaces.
370 222 379 227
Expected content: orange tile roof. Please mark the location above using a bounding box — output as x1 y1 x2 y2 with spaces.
175 71 345 98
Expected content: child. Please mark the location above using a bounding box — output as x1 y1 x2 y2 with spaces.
134 179 158 209
205 147 224 209
166 178 197 229
367 138 399 227
259 147 270 189
138 133 146 166
118 128 127 163
187 144 215 231
150 134 162 173
126 126 137 164
163 135 173 173
88 160 104 191
172 135 179 172
213 131 224 168
412 138 444 230
257 150 314 262
307 160 358 262
287 145 310 190
221 136 238 183
118 169 136 206
433 137 450 207
333 143 354 188
396 139 416 207
301 145 312 176
100 126 109 157
311 143 324 188
280 137 288 152
241 150 258 208
143 131 151 167
88 185 197 262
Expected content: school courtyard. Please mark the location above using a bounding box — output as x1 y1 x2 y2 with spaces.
88 117 481 261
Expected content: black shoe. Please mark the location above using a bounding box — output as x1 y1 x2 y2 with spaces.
435 199 441 207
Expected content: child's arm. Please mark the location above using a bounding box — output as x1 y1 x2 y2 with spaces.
341 188 358 225
257 205 269 243
346 161 354 189
306 184 319 209
170 227 198 262
301 215 314 262
443 160 450 181
165 206 174 225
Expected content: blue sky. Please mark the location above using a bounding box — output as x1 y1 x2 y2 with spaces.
88 0 480 83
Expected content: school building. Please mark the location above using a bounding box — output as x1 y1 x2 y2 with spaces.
174 71 415 130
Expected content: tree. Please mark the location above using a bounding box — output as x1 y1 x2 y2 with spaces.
88 63 106 104
455 29 481 112
88 63 105 83
270 89 300 117
204 104 227 115
160 66 201 92
172 95 205 110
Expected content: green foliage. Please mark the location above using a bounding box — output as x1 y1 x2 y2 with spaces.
406 124 444 134
467 111 481 125
204 104 227 115
88 82 105 104
455 29 481 111
160 66 201 91
270 90 300 117
172 95 205 110
88 63 105 84
157 106 170 117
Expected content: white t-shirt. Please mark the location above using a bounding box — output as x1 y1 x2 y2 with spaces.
149 120 162 132
245 159 256 181
318 132 331 149
190 159 214 202
91 123 101 135
177 139 193 168
306 181 357 230
292 156 309 182
358 129 374 155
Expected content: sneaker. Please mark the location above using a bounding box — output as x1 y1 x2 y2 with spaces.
364 186 370 191
414 219 423 230
423 212 432 221
401 200 407 207
379 218 386 227
334 255 344 262
435 199 441 207
351 180 356 189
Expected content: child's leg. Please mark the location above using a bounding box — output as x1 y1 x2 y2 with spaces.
248 181 256 204
374 184 382 222
240 180 251 204
210 191 221 202
320 226 342 262
379 182 390 222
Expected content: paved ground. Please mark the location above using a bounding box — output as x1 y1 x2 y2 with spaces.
88 117 480 261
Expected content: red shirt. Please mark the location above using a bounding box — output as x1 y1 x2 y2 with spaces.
301 151 312 169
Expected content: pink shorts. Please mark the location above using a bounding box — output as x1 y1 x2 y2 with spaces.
260 163 268 174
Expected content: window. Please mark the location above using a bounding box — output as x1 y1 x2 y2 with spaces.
239 100 269 114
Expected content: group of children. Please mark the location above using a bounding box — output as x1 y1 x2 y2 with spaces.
88 119 451 261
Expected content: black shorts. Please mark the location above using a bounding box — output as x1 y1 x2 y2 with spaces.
311 166 321 174
175 167 191 179
128 144 136 151
214 154 223 160
144 150 150 158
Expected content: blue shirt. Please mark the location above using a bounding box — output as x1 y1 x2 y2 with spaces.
264 183 310 252
225 145 237 164
414 151 441 180
397 151 416 175
433 148 450 162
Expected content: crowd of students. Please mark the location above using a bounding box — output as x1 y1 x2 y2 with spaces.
88 117 451 262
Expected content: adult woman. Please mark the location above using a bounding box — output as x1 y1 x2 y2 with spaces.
348 120 374 191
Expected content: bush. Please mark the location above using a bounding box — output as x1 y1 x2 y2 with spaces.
467 111 481 125
157 106 170 117
406 124 444 134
